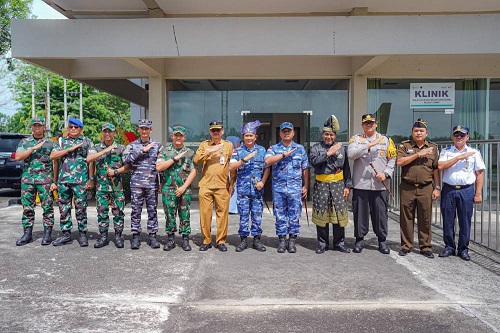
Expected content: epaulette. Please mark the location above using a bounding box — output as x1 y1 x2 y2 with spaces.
427 140 437 146
401 140 410 143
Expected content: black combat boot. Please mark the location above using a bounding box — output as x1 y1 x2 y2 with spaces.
148 233 160 249
163 233 176 251
287 235 297 253
277 236 287 253
78 231 88 247
130 233 141 250
252 236 266 252
41 226 53 245
235 236 248 252
16 227 33 246
94 230 109 248
114 229 124 248
53 230 72 246
181 235 191 251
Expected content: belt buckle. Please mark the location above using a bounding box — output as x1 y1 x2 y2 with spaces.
455 185 461 189
414 183 420 187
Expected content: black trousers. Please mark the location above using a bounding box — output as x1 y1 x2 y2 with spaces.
352 189 388 242
316 224 346 247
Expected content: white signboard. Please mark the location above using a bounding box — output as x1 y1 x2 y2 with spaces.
410 83 455 109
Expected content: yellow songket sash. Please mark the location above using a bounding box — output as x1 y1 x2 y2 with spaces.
315 171 344 183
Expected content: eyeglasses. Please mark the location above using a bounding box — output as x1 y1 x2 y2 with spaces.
210 129 222 132
453 132 467 138
68 125 80 129
362 121 375 126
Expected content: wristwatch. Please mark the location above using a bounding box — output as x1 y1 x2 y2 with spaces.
114 169 119 176
384 172 391 179
435 185 442 190
89 176 95 181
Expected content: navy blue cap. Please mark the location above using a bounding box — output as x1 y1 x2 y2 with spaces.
69 118 83 128
279 122 294 131
453 125 469 135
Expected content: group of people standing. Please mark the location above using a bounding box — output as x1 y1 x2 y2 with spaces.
15 113 485 261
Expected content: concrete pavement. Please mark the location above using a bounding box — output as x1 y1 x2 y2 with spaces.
1 201 499 332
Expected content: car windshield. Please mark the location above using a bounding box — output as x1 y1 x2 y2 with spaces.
0 137 24 151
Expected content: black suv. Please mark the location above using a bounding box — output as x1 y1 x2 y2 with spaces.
0 133 29 190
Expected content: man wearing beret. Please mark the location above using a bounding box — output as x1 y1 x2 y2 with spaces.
397 118 440 258
347 113 397 254
229 120 270 252
438 125 485 261
265 122 309 253
50 118 95 246
194 121 235 252
15 116 58 246
124 119 163 249
87 122 129 248
156 125 197 251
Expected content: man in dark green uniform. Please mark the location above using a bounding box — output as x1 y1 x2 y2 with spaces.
15 116 58 246
156 125 197 251
50 118 94 247
87 122 128 248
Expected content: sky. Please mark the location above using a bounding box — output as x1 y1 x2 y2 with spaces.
0 0 65 116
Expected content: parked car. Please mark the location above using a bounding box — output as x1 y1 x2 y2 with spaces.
0 133 29 190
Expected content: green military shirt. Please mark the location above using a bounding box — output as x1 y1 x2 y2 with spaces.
156 144 195 192
88 141 125 191
16 136 56 185
55 135 93 185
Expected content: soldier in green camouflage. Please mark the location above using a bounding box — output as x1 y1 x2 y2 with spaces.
15 117 58 246
156 125 197 251
87 123 130 248
50 118 95 247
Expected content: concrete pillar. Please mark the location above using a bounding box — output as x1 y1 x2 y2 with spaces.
350 75 367 136
148 76 167 144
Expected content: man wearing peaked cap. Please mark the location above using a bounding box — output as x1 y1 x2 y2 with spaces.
156 125 197 251
397 118 440 259
229 120 270 252
347 113 397 254
437 124 485 261
310 115 352 254
194 121 236 252
123 119 163 249
265 122 309 253
87 122 129 248
50 117 95 247
15 116 58 246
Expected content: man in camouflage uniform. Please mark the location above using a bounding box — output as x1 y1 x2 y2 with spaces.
347 113 397 254
50 118 95 247
15 116 58 246
265 122 310 253
156 125 197 251
124 119 163 249
229 120 270 252
87 122 129 248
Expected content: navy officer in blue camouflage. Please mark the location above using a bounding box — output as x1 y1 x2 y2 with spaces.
265 122 309 253
124 119 163 249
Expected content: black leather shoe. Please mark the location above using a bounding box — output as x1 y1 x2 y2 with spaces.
53 230 72 246
78 231 88 247
130 233 141 250
398 249 411 256
217 243 227 252
421 250 435 259
459 252 471 261
181 236 191 251
199 243 212 251
378 241 390 254
148 233 160 249
353 240 364 253
315 244 327 254
114 230 124 248
94 231 109 248
333 244 351 253
41 226 53 245
439 249 456 257
252 236 266 252
235 237 248 252
287 235 297 253
163 233 176 251
16 227 33 246
277 236 287 253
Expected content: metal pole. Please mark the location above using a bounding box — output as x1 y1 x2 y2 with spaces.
79 83 83 122
46 77 51 136
64 78 68 127
31 80 35 118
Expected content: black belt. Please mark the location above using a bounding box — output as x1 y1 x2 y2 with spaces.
443 183 473 189
402 180 432 188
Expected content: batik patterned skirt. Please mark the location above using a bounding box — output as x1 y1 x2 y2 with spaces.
312 180 349 227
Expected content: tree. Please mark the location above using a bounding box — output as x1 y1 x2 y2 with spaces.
9 63 135 142
1 0 33 67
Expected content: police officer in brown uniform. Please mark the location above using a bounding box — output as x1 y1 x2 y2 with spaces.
397 119 441 258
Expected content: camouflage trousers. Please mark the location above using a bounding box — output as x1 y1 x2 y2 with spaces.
58 183 88 232
237 192 264 237
162 187 192 236
21 183 54 228
273 190 302 236
96 188 125 233
131 187 158 234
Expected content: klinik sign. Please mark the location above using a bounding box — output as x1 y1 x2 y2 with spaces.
410 83 455 108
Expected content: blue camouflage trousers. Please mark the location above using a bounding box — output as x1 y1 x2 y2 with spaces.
21 183 54 228
237 193 264 237
131 187 158 234
273 191 302 236
58 183 88 231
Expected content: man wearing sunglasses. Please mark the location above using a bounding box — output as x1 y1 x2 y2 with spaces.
50 118 95 247
437 125 485 261
194 121 235 252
